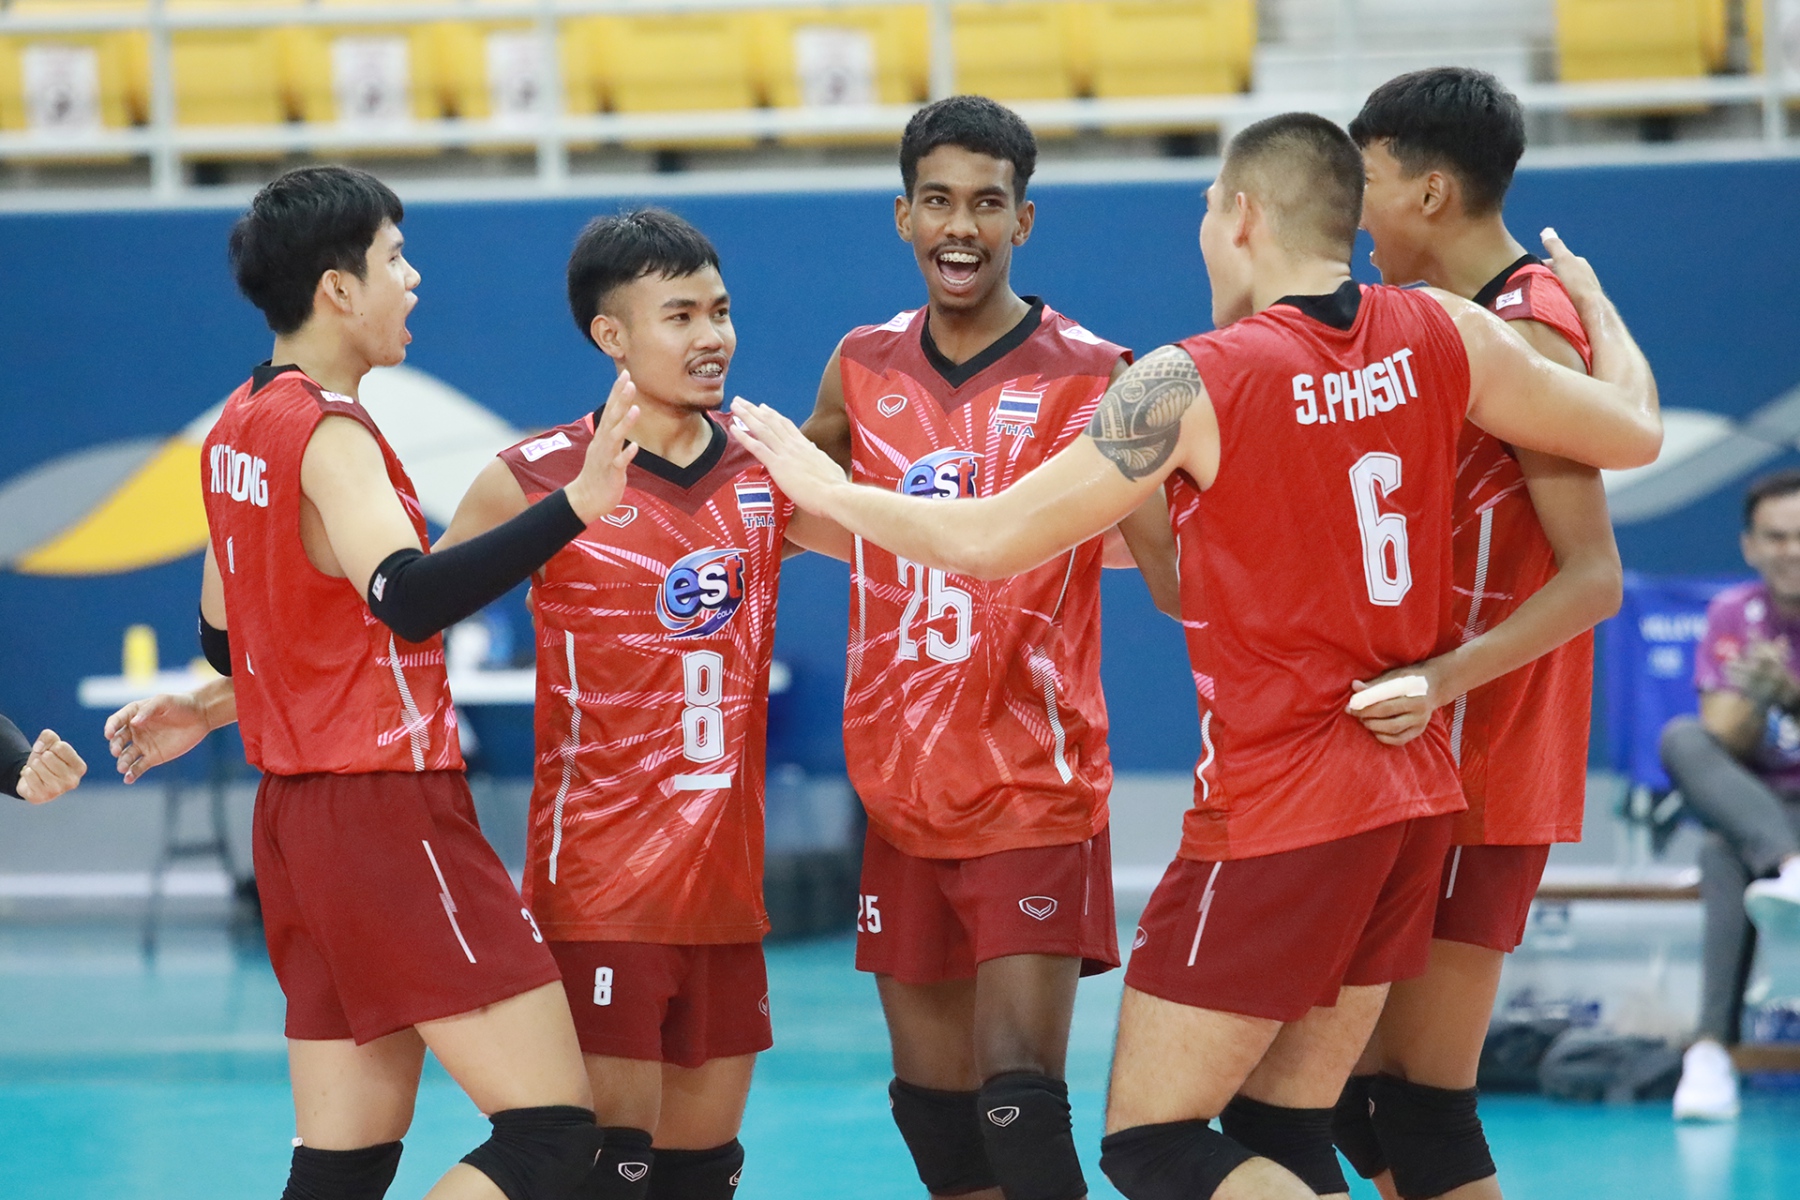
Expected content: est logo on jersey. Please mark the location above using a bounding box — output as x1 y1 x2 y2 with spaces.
900 449 980 500
657 546 749 638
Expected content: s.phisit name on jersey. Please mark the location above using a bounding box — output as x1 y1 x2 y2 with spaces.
1292 347 1418 427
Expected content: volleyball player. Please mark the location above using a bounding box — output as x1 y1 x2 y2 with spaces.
1321 68 1619 1200
796 95 1170 1200
436 209 847 1200
0 715 84 803
104 165 641 1200
731 112 1659 1200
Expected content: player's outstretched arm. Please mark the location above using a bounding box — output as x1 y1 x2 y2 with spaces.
730 346 1210 579
1112 490 1182 619
1450 232 1660 470
103 676 237 784
304 376 639 643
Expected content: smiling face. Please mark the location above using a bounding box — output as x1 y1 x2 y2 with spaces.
590 265 734 412
896 144 1034 314
1746 491 1800 607
338 220 419 367
1359 139 1440 286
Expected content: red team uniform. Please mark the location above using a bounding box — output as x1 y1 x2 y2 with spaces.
1126 284 1470 1021
1433 257 1595 952
500 410 790 1067
838 299 1127 982
205 364 559 1042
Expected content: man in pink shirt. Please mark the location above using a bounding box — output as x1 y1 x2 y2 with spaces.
1661 468 1800 1120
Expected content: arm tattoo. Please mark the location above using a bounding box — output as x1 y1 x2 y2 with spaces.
1085 346 1199 481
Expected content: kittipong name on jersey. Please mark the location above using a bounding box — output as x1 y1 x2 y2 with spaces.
1292 346 1418 426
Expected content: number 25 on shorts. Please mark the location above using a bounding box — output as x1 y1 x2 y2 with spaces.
857 895 882 934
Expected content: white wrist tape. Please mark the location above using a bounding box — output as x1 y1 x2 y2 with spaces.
1347 675 1429 712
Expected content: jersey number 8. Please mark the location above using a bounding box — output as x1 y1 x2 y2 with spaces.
682 650 726 763
1349 452 1412 607
897 559 972 664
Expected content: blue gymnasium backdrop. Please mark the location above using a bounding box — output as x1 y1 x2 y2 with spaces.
2 156 1797 778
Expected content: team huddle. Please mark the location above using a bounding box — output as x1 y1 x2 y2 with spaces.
104 68 1659 1200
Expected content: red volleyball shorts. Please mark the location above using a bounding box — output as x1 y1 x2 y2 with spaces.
253 770 561 1044
854 825 1120 985
548 940 772 1068
1125 814 1454 1022
1431 842 1553 952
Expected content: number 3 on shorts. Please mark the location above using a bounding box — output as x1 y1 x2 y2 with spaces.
1349 451 1411 606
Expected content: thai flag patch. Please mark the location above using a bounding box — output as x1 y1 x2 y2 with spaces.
735 481 774 512
994 386 1045 427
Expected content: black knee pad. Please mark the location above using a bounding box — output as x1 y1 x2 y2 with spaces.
581 1127 653 1199
1331 1075 1388 1180
1218 1096 1347 1196
281 1140 403 1200
1366 1075 1495 1200
648 1140 744 1200
1099 1120 1254 1200
888 1078 998 1195
462 1105 605 1200
977 1072 1086 1200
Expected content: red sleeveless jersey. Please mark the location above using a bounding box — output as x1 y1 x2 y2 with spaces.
1450 258 1595 845
839 300 1129 859
502 412 790 944
1170 284 1466 861
202 366 462 776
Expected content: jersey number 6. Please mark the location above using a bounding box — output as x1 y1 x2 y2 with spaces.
897 559 972 664
1349 451 1412 607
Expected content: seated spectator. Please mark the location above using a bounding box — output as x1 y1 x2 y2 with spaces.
1 712 86 804
1661 467 1800 1121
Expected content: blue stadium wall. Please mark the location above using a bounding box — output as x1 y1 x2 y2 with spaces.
3 156 1796 778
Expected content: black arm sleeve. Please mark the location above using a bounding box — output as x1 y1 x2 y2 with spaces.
367 488 587 644
0 712 31 800
199 611 233 677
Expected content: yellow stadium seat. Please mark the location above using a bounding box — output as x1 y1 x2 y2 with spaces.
1555 0 1724 82
754 5 928 109
0 0 148 135
950 1 1077 101
432 6 580 124
168 0 289 127
1081 0 1254 99
575 13 760 146
286 0 447 125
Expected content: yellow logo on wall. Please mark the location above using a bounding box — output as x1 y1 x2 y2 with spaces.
0 366 525 577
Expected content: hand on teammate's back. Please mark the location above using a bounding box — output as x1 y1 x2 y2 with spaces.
730 401 848 514
104 693 209 784
564 370 642 525
1539 228 1604 314
1347 664 1446 747
16 730 85 804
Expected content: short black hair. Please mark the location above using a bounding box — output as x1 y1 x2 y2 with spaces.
566 208 722 347
228 165 403 336
900 95 1036 203
1348 68 1525 216
1219 112 1365 259
1745 469 1800 529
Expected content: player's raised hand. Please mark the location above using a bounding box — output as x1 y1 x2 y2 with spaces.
1347 666 1443 747
16 730 86 804
729 400 848 514
1540 228 1605 313
567 370 641 524
105 693 208 784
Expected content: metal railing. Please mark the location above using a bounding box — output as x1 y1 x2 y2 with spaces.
0 0 1795 199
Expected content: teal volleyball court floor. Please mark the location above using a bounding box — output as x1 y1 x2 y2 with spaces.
0 921 1792 1198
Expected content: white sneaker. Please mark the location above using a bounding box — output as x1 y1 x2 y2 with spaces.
1673 1039 1740 1122
1745 859 1800 938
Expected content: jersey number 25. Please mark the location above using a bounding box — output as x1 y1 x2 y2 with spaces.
897 558 972 664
